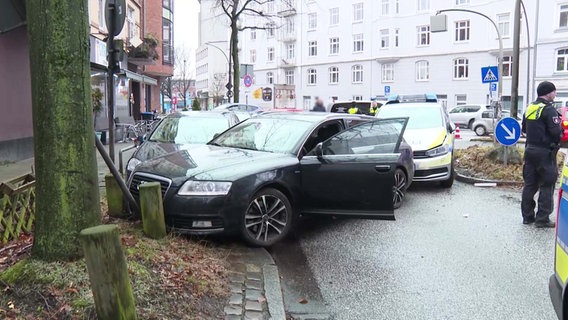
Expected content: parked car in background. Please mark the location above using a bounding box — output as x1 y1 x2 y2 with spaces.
126 111 241 176
550 159 568 320
470 110 523 137
376 98 455 188
448 104 491 129
555 105 568 145
213 103 263 114
128 112 413 246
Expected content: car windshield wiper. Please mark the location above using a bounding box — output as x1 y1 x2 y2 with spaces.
208 141 224 147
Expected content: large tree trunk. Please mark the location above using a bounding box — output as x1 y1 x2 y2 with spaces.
26 0 101 261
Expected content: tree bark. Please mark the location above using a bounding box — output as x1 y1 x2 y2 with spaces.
231 4 240 103
26 0 101 261
80 224 137 320
139 182 167 239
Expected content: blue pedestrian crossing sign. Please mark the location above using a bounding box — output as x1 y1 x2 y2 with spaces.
495 117 521 146
481 66 499 83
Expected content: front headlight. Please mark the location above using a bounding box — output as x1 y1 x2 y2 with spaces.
126 158 142 171
178 181 232 196
425 144 450 157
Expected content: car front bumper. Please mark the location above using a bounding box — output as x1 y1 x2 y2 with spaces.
412 152 452 182
549 274 564 320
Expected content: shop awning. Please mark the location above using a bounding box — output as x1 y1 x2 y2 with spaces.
123 70 158 86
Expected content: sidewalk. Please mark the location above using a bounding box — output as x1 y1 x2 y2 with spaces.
0 142 287 320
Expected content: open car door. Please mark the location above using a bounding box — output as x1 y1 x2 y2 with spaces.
300 117 409 219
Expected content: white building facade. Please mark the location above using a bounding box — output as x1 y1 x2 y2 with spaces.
198 0 568 112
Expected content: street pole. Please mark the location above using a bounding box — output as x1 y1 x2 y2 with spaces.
511 0 521 119
107 4 117 163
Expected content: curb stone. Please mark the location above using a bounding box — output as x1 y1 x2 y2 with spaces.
455 170 523 187
224 245 286 320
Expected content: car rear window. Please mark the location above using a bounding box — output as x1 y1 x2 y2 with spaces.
330 102 372 115
377 106 443 129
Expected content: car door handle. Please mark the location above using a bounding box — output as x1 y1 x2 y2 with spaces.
374 165 391 173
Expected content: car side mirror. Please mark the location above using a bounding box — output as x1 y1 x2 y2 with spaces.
448 122 456 133
315 142 324 160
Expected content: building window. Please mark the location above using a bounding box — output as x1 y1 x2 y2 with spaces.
308 13 317 30
267 0 274 13
381 0 389 16
417 0 429 11
267 72 274 84
394 29 399 47
163 0 172 10
285 70 294 85
307 68 317 85
250 49 256 63
557 48 568 72
308 41 318 56
417 25 430 46
98 0 106 30
329 66 339 84
285 18 295 34
352 65 363 83
415 60 429 81
453 58 469 79
497 13 510 37
251 29 257 40
267 23 275 38
330 37 340 55
267 47 274 62
395 0 400 14
162 18 173 65
353 3 364 22
456 94 467 105
380 29 389 49
502 56 513 77
382 64 394 82
560 4 568 28
353 33 364 53
353 95 363 101
287 44 295 59
455 20 470 42
330 7 339 26
456 0 469 4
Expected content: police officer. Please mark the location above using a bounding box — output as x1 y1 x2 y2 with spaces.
369 101 379 116
521 81 562 228
348 101 361 114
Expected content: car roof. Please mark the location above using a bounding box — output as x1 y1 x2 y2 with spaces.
254 110 374 122
166 110 235 118
380 102 444 109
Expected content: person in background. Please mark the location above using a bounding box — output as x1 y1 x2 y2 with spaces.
312 98 326 112
369 101 379 116
521 81 562 228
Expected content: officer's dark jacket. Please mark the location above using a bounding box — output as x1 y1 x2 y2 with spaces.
522 97 562 148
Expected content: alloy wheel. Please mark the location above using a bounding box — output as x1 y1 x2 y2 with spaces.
393 169 407 209
243 189 291 246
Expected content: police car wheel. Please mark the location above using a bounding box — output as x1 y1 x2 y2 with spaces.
393 169 407 209
240 188 293 247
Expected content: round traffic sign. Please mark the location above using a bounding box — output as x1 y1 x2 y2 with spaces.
105 0 126 36
495 117 521 146
244 74 252 88
226 90 233 98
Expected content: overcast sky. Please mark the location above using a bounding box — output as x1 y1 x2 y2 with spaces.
174 0 200 73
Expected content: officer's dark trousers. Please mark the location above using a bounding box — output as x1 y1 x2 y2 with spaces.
521 146 558 222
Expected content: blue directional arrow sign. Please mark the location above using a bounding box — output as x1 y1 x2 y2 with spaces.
481 66 499 83
495 117 521 146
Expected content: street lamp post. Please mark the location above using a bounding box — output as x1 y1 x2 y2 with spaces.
205 41 232 103
431 9 504 118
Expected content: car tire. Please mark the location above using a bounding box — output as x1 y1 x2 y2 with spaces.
440 158 455 188
474 125 487 136
468 119 475 129
241 188 293 247
393 168 407 209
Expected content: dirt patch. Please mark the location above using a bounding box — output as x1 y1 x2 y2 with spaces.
0 210 231 319
455 145 565 182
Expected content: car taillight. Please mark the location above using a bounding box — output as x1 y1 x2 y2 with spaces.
562 120 568 127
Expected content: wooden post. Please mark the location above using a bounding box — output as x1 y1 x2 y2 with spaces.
139 182 167 239
105 174 124 217
79 224 137 320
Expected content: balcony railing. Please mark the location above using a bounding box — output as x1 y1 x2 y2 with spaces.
163 44 174 65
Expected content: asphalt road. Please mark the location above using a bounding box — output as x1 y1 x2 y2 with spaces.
271 134 558 320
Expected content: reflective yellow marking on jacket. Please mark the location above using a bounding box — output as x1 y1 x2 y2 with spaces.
525 103 546 120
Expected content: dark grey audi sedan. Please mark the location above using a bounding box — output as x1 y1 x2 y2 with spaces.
128 112 413 246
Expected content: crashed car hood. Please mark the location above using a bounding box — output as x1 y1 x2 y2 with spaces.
133 145 298 183
403 127 448 151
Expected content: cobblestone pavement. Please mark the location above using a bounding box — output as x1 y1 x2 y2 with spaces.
222 244 286 320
